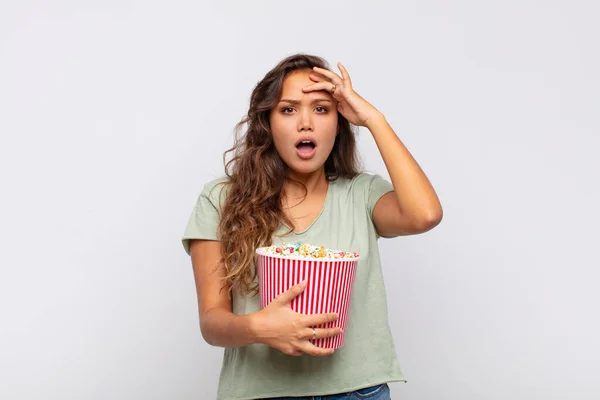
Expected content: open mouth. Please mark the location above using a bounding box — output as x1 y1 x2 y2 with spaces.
295 140 317 159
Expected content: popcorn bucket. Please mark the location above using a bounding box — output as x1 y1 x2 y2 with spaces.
255 247 360 349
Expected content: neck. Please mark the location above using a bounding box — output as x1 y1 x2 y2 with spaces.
283 168 328 199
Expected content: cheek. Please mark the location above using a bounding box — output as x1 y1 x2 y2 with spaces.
269 122 295 158
270 113 294 131
269 116 285 142
270 127 288 148
318 118 339 144
319 113 338 131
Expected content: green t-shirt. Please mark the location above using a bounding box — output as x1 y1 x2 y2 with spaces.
182 172 407 400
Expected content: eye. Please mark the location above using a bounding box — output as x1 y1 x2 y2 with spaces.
280 106 328 114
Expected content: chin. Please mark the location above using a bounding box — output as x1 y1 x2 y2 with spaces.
290 166 319 175
288 161 324 175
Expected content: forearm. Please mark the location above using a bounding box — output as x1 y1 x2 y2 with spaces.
200 308 259 348
366 113 443 221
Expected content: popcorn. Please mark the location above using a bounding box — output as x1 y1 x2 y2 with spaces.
261 242 359 259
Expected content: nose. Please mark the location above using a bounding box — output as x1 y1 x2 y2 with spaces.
297 108 313 131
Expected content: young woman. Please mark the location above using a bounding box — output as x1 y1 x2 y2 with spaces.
182 53 443 400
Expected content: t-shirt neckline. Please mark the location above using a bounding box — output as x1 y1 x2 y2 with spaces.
282 180 333 236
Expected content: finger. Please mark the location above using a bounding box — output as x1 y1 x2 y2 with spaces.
281 347 304 356
273 280 307 305
302 82 338 94
320 326 343 338
309 73 327 82
303 312 338 326
302 326 342 340
337 62 352 87
298 341 335 357
312 66 343 86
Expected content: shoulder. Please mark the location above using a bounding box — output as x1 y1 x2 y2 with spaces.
351 171 382 186
333 172 389 193
333 172 394 214
198 176 231 210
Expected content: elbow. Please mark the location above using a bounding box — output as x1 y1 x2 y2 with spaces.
416 208 443 232
199 310 221 347
199 321 215 346
429 208 443 227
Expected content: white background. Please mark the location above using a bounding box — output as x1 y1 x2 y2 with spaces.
1 1 599 399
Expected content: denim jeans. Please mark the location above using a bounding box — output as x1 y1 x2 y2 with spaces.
259 383 391 400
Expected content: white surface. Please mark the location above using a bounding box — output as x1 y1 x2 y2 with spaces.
1 1 599 399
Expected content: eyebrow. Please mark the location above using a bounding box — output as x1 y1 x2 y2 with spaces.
278 98 332 104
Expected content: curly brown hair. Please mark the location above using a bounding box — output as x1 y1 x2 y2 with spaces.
214 53 362 296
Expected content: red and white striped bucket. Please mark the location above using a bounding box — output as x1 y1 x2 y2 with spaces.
255 248 360 349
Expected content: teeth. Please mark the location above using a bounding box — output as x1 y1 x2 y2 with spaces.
301 140 312 144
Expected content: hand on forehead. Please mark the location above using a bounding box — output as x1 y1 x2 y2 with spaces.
280 70 337 103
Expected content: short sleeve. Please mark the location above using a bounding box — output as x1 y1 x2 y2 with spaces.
181 179 227 256
365 174 396 239
366 173 395 217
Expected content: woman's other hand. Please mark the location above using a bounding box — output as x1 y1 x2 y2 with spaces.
250 281 342 356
